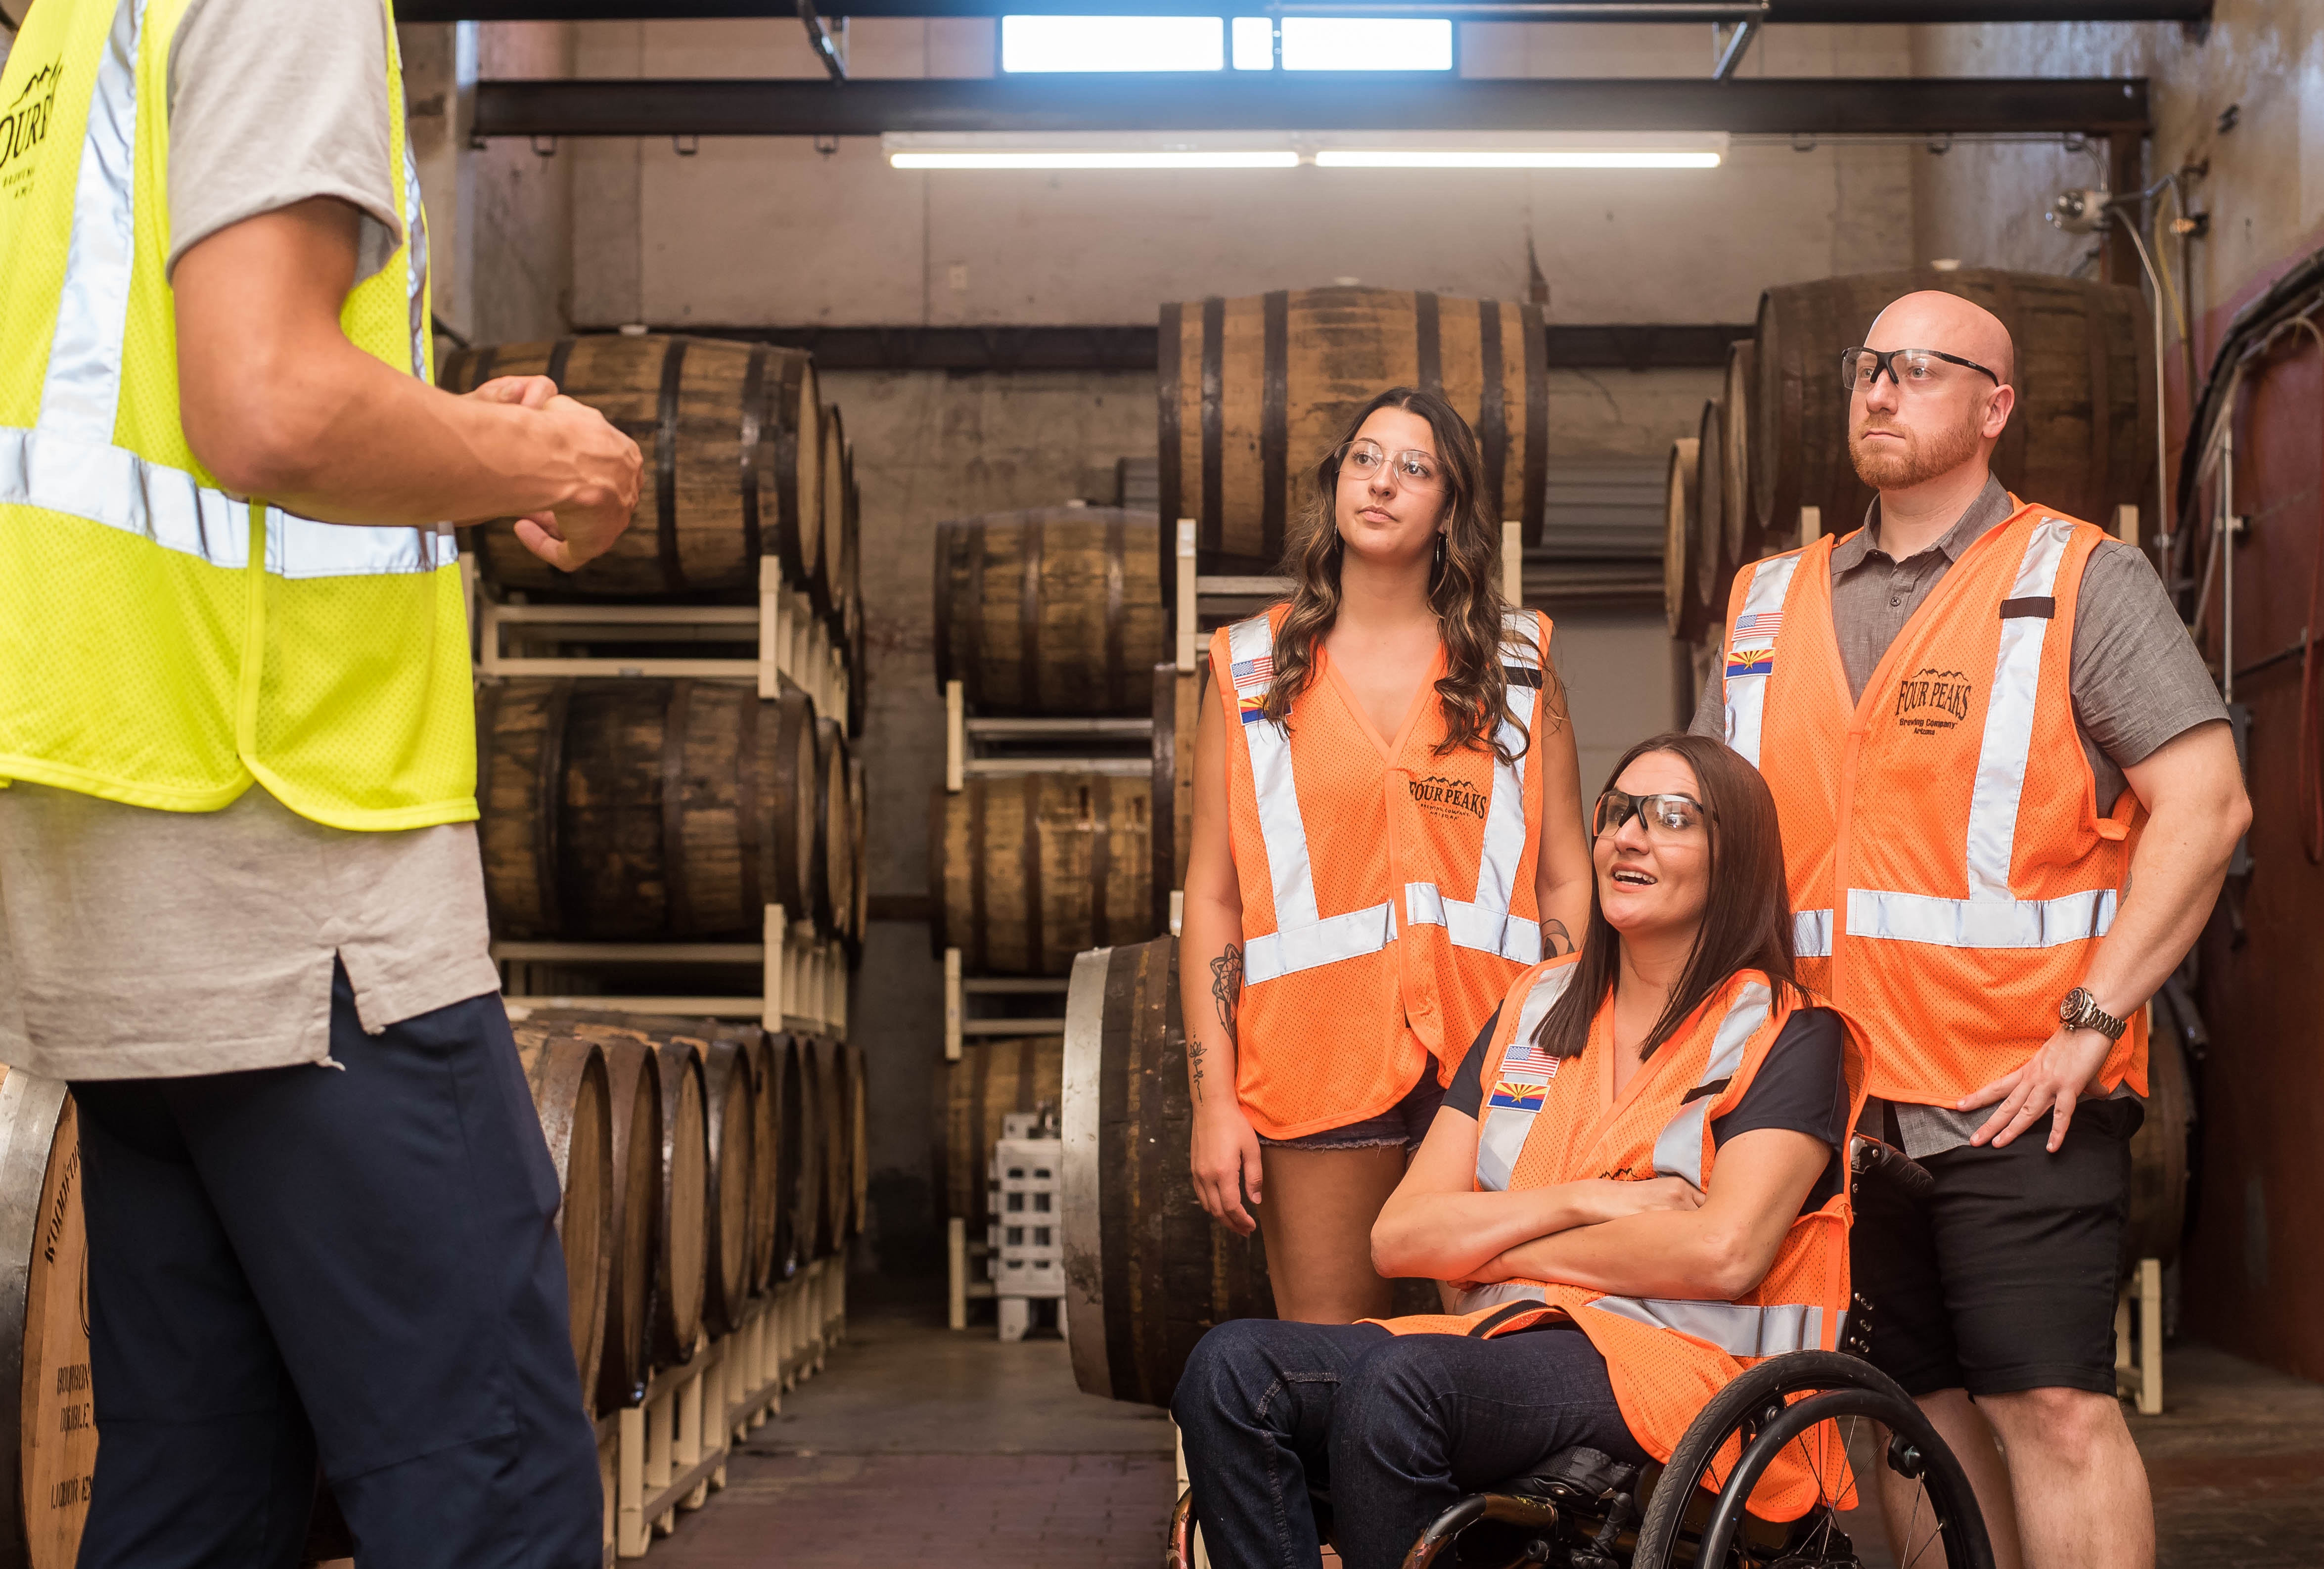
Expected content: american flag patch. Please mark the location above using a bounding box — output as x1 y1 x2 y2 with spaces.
1488 1081 1548 1112
1502 1039 1563 1078
1727 651 1775 679
1230 655 1275 689
1733 610 1783 638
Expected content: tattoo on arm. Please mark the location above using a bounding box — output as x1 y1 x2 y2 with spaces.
1210 944 1243 1042
1540 919 1575 958
1188 1039 1207 1103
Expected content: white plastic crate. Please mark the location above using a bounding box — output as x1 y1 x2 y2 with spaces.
987 1130 1065 1303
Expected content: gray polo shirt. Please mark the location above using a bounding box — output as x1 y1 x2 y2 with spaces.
1689 474 2226 1151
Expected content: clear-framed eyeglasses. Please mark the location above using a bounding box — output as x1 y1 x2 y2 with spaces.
1592 789 1708 840
1840 346 2003 396
1337 440 1445 493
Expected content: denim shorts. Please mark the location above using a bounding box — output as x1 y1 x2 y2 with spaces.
1256 1058 1445 1152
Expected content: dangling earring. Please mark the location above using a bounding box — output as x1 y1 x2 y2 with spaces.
1432 532 1447 578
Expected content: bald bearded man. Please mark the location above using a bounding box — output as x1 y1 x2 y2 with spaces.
1691 291 2246 1568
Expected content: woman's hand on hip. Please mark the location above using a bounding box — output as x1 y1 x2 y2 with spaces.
1190 1100 1264 1236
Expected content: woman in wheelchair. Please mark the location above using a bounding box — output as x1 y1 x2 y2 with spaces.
1175 732 1948 1569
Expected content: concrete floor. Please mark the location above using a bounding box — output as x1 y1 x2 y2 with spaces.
642 1294 2324 1569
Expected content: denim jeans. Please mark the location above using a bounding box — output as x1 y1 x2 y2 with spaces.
1171 1317 1647 1569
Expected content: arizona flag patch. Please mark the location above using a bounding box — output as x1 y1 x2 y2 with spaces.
1488 1079 1549 1112
1237 691 1269 725
1726 649 1775 678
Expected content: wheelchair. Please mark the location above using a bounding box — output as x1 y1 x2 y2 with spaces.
1167 1144 1995 1569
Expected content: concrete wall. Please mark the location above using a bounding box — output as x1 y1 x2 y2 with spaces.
1914 0 2324 1380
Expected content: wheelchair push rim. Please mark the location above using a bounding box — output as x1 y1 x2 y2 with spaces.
1631 1349 1996 1569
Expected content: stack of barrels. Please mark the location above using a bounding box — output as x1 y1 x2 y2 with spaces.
1667 267 2153 649
928 506 1167 1252
442 332 871 971
0 1012 874 1569
508 1011 868 1416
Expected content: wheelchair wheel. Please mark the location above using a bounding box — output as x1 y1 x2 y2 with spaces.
1631 1349 1994 1569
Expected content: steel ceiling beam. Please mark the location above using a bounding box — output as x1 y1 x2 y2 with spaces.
471 74 2148 138
406 0 2207 19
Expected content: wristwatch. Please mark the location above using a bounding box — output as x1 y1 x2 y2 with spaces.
2058 986 2128 1042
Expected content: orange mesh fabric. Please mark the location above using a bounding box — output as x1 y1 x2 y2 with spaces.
1215 607 1551 1138
1376 963 1871 1523
1734 503 2146 1104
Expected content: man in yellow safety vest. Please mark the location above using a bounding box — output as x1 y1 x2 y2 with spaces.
0 1 639 1563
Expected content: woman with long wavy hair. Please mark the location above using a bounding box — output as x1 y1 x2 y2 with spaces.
1180 387 1593 1323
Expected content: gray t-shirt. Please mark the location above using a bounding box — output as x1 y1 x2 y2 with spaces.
0 0 496 1081
1688 474 2227 1152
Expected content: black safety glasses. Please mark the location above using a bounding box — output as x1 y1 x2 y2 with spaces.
1592 790 1708 840
1840 345 2003 393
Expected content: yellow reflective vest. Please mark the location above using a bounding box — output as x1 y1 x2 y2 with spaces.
0 0 476 830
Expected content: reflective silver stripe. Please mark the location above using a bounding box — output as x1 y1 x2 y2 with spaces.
40 0 144 441
266 511 455 578
1242 900 1396 984
1404 882 1544 964
1968 520 2074 899
1454 1281 1548 1313
1650 981 1770 1190
1794 908 1833 958
1471 609 1541 914
0 426 453 578
1474 962 1578 1192
396 56 431 379
1849 519 2111 952
0 425 250 566
1229 614 1322 938
1721 552 1801 769
1588 1297 1825 1357
1846 885 2116 949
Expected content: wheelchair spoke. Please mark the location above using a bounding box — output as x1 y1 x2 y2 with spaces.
1901 1480 1938 1567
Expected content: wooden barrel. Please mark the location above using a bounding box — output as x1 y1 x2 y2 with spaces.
1159 287 1549 567
1061 940 1272 1406
743 1031 779 1296
940 1035 1065 1229
807 1038 850 1258
787 1037 826 1274
844 756 869 958
477 677 825 941
814 406 847 622
510 1031 615 1404
1751 268 2150 542
695 1034 755 1337
442 334 821 601
846 1041 870 1238
592 1035 663 1412
814 718 854 937
1693 402 1733 624
836 454 863 649
2127 1014 2194 1269
1721 340 1758 566
1664 436 1705 640
933 510 1167 717
1149 663 1202 935
931 774 1154 977
525 1014 711 1366
0 1073 96 1569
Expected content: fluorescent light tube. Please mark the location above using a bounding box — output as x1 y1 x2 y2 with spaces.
1314 149 1722 169
889 150 1301 170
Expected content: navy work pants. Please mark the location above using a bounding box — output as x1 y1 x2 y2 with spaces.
71 964 600 1569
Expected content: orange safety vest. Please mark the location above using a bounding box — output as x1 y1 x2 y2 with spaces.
1215 605 1550 1139
1376 959 1868 1523
1717 499 2147 1105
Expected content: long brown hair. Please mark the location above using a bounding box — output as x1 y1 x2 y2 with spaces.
1258 387 1562 764
1533 732 1802 1060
